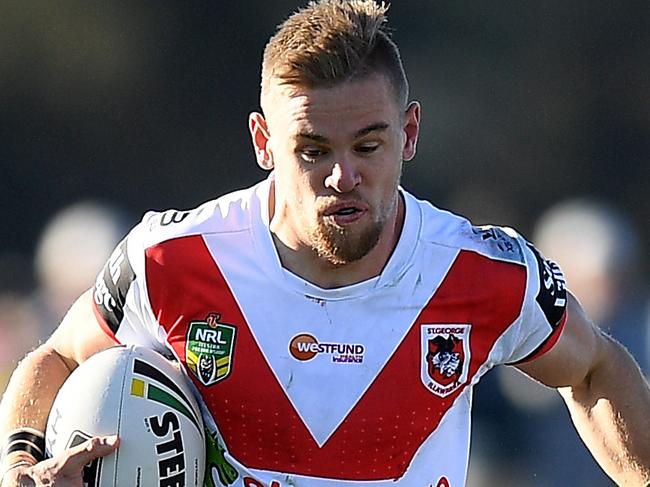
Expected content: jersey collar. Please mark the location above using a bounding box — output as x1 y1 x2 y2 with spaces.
250 174 422 300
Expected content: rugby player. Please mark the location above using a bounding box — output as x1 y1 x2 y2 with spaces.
1 1 649 485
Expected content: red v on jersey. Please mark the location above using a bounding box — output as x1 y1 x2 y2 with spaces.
89 182 563 486
146 235 526 481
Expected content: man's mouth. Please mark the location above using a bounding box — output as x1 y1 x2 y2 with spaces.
323 201 368 224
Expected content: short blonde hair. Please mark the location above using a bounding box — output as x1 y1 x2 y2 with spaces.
261 0 408 109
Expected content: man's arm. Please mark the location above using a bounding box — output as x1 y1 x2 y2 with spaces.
0 289 118 485
517 292 650 486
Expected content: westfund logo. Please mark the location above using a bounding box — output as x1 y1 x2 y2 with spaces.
289 334 365 363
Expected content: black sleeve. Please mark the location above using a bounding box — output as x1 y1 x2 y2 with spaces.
527 243 567 330
93 237 136 334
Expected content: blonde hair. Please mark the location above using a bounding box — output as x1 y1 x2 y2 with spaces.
261 0 408 109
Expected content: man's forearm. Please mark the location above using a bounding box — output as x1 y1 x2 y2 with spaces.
0 345 74 467
560 334 650 486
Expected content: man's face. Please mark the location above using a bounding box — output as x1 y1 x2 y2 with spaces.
251 74 419 266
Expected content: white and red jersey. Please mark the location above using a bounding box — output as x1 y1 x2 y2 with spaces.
93 177 567 487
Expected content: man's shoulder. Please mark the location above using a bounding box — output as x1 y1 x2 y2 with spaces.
130 182 264 250
459 224 526 264
411 195 526 266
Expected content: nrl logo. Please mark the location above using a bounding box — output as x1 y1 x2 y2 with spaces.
186 313 236 387
420 324 471 397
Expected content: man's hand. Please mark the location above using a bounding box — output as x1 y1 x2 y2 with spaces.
1 436 119 487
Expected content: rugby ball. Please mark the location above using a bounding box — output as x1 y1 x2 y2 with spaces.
45 345 205 487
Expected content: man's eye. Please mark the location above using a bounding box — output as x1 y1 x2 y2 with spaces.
356 142 380 154
299 147 327 160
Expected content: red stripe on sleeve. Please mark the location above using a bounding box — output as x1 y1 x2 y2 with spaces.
91 300 121 345
511 309 567 365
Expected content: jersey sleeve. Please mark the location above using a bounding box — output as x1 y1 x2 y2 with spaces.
501 231 568 365
91 212 167 352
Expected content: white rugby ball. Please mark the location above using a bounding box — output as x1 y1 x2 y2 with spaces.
45 345 205 487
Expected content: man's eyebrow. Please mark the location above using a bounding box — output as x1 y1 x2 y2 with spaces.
296 122 389 143
355 122 389 138
296 131 328 143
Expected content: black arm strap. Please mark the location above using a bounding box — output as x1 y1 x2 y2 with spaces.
2 429 45 463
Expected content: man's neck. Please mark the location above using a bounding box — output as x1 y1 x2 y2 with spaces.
269 193 405 289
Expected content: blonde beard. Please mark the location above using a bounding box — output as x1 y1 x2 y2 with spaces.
309 218 384 266
305 188 399 266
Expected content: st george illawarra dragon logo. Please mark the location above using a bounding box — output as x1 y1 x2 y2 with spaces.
420 324 471 397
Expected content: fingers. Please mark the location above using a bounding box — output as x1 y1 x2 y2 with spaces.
64 435 119 471
1 462 36 487
14 436 119 485
2 436 119 486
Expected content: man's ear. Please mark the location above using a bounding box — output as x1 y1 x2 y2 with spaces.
402 101 421 162
249 112 274 170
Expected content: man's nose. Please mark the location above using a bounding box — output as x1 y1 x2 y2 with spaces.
324 159 361 193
